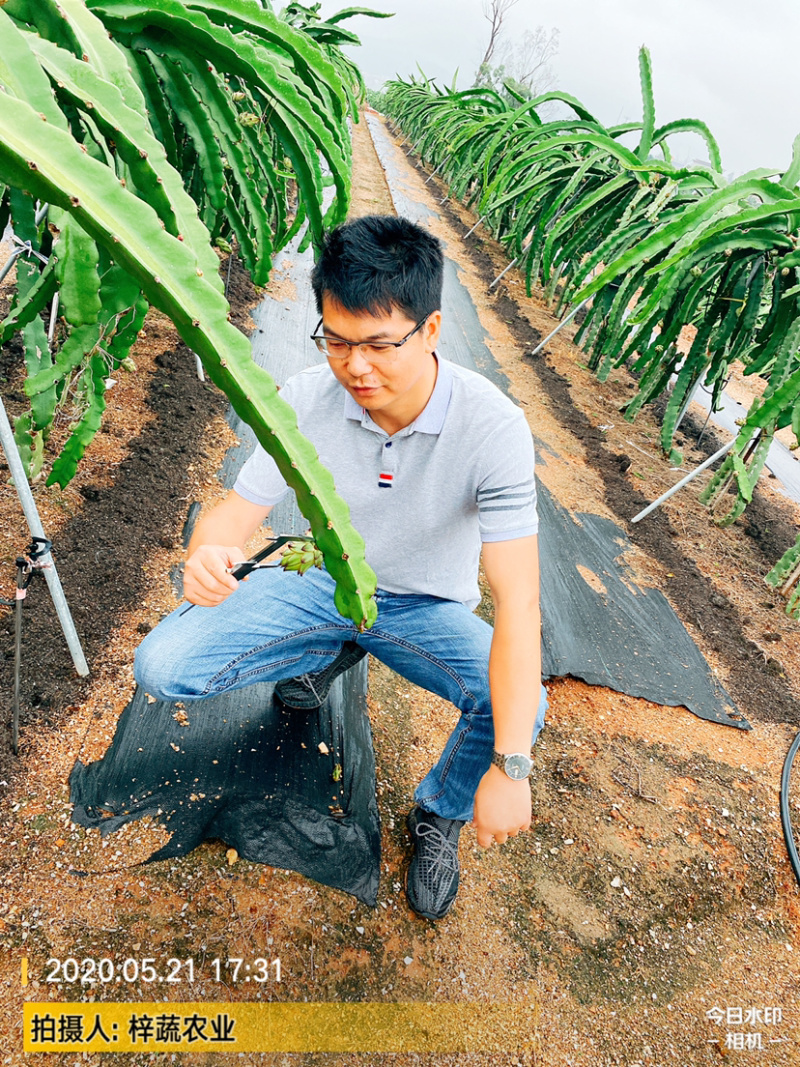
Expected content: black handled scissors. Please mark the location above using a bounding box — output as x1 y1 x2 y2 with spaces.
225 535 315 579
178 535 315 615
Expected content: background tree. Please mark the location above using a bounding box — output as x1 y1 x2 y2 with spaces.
474 1 558 102
478 0 519 71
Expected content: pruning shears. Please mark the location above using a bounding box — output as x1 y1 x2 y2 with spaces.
178 535 315 616
226 535 315 579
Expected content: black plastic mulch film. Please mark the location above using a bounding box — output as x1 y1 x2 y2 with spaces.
537 469 744 728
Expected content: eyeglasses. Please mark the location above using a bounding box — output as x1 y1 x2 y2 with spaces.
310 315 429 364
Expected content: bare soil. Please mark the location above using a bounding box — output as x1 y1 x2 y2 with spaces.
0 111 798 1067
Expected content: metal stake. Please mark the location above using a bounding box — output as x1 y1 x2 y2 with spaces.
675 374 732 440
424 162 444 185
47 291 60 349
528 299 590 357
489 256 519 289
463 215 486 240
0 246 24 287
0 236 50 285
0 398 89 677
630 438 736 523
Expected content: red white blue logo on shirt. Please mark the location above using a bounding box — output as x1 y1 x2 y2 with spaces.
378 472 393 488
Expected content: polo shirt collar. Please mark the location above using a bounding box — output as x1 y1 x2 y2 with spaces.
343 353 453 436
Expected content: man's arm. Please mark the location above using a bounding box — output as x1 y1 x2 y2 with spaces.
184 490 272 606
472 534 542 847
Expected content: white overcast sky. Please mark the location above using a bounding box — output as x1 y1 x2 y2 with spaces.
321 0 800 180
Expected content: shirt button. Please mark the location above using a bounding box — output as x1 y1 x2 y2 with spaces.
385 442 392 448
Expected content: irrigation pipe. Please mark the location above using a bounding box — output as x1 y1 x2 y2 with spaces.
0 398 89 677
780 730 800 888
631 438 736 523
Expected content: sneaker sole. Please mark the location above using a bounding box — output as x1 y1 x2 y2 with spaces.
403 867 459 921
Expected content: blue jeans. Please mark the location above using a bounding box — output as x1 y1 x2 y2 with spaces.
134 566 547 822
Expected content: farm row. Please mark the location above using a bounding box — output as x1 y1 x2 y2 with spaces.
384 56 800 609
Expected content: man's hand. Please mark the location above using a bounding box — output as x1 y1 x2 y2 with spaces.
183 544 247 606
183 491 272 606
471 763 531 847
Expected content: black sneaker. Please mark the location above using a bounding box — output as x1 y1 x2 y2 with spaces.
275 641 366 709
405 806 464 920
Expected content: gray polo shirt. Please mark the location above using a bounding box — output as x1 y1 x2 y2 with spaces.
234 355 537 610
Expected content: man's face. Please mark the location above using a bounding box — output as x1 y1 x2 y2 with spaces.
320 297 441 434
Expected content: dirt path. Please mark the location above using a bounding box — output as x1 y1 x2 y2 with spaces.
0 112 798 1066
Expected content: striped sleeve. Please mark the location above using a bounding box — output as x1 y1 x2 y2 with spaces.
477 410 538 542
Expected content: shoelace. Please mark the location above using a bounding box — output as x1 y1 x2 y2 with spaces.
295 672 324 704
414 821 460 874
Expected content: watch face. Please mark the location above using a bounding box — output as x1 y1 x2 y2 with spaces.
505 754 532 780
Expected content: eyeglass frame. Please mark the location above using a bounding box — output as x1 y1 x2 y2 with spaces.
310 314 430 362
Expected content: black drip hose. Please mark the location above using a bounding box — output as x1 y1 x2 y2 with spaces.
780 729 800 888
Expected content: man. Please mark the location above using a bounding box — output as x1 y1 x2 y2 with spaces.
135 215 547 920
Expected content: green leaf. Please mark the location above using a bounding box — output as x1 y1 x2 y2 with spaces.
731 452 753 503
781 132 800 189
0 89 376 629
637 46 655 162
47 353 108 488
2 0 83 61
652 118 722 174
8 188 56 433
92 0 351 241
0 7 73 126
25 23 223 288
325 6 394 23
575 178 800 303
51 211 102 328
0 257 57 347
765 535 800 590
145 51 227 214
122 44 180 167
12 413 44 480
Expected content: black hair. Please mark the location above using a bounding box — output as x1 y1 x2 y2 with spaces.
311 215 443 321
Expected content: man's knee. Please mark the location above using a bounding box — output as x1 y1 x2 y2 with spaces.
133 625 198 703
133 632 165 701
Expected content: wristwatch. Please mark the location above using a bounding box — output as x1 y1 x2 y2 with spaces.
492 750 534 780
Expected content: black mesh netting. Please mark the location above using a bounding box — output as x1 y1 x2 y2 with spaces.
69 664 381 905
